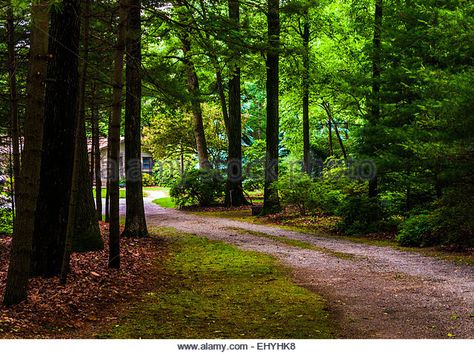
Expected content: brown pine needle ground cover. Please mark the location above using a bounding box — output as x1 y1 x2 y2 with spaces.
0 222 163 338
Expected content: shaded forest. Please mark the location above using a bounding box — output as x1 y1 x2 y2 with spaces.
0 0 472 309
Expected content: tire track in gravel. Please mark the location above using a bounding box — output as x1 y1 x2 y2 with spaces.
132 191 474 338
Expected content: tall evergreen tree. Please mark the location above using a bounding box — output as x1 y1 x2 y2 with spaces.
3 0 50 305
122 0 148 238
31 0 82 277
262 0 281 214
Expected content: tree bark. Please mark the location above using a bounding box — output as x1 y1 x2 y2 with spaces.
181 37 211 170
3 1 49 305
225 0 248 207
369 0 382 198
108 0 127 268
122 0 148 238
262 0 281 215
92 96 102 220
72 0 103 252
31 0 81 277
302 12 310 174
7 2 20 207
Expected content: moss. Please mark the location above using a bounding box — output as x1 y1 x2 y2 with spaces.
98 228 334 339
152 197 175 208
226 227 356 261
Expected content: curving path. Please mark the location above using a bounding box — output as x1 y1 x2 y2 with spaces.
128 191 474 338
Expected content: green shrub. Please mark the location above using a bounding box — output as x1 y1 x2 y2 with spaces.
275 173 315 215
431 187 474 248
142 173 155 187
396 213 436 247
337 195 385 235
0 208 13 235
170 169 225 207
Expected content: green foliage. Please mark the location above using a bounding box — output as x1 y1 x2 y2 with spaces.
0 208 13 235
432 188 474 248
170 169 225 207
337 195 386 236
274 173 314 215
396 214 436 247
141 173 155 187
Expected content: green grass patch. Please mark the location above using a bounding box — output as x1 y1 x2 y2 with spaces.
153 197 175 208
226 227 356 261
98 228 334 339
92 189 150 199
144 186 170 193
93 189 126 199
192 210 474 266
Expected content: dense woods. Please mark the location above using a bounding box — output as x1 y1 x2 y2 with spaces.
0 0 472 310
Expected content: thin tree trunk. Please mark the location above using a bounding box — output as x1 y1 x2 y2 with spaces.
122 0 148 238
302 12 310 174
369 0 382 198
3 1 49 305
262 0 281 215
7 2 20 207
31 0 81 277
92 97 102 220
322 101 346 160
108 0 127 268
328 119 333 156
225 0 248 207
181 38 211 170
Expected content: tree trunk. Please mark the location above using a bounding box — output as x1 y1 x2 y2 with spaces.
92 98 102 220
3 1 49 305
122 0 148 238
7 2 20 207
322 101 346 160
31 0 81 277
369 0 382 198
225 0 248 207
72 0 103 252
181 38 211 170
108 0 127 268
302 12 310 174
262 0 281 215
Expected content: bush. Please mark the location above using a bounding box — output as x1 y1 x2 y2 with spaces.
396 213 435 247
170 169 225 207
0 208 13 235
142 173 155 187
275 173 315 215
337 195 385 235
431 187 474 248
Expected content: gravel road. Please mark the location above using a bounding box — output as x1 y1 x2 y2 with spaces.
126 191 474 338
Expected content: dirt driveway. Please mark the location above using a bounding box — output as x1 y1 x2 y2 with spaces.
137 191 474 338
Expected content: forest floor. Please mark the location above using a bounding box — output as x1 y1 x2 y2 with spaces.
137 190 474 339
0 190 473 338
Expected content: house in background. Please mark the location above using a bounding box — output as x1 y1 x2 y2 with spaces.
88 137 154 182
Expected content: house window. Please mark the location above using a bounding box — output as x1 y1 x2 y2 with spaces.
142 157 153 171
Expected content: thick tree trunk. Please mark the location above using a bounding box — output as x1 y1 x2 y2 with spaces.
225 0 248 207
369 0 382 198
31 0 81 277
262 0 281 215
72 0 103 252
7 2 20 206
302 13 310 174
3 1 49 305
122 0 148 238
108 0 127 268
182 38 211 170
